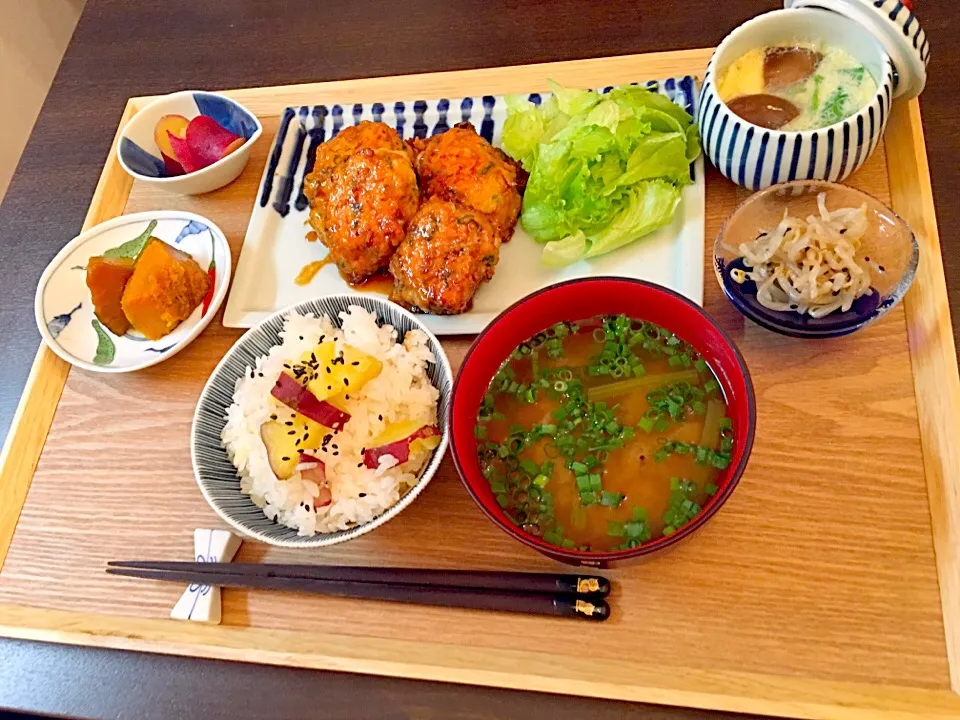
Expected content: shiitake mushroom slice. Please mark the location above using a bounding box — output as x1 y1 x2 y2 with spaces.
764 47 823 90
727 93 800 129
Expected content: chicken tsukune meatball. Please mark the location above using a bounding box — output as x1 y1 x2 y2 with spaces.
414 122 523 239
303 121 412 209
389 197 501 315
318 146 419 284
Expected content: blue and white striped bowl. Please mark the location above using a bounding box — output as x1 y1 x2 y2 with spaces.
699 8 896 190
191 295 453 548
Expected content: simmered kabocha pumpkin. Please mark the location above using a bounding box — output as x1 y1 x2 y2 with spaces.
86 255 136 335
120 238 210 340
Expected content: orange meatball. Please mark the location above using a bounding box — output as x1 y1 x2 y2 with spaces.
415 122 523 239
389 197 501 315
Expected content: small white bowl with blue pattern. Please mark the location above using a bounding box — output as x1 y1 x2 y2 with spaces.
35 210 231 372
118 90 262 195
699 1 929 190
191 294 453 548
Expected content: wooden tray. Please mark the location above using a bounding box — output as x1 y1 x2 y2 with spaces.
2 49 959 720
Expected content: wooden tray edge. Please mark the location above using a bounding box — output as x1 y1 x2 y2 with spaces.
128 48 714 112
887 99 960 692
2 603 960 720
0 98 137 571
0 52 957 715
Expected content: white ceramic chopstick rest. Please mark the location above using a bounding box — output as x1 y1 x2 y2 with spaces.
170 528 242 624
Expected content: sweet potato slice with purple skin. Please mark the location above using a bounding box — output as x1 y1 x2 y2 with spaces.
86 255 136 336
185 115 244 168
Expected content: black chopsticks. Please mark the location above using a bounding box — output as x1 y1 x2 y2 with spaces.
107 561 611 621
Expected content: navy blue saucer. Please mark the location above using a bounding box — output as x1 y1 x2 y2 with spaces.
716 257 892 338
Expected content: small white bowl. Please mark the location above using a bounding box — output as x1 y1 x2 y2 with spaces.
191 295 453 548
35 210 231 373
118 90 262 195
699 8 897 189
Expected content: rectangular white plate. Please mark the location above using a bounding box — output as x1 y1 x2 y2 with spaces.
224 77 705 334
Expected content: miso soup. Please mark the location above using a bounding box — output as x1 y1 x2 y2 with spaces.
475 315 735 552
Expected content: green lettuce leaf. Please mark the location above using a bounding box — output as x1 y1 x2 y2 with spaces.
541 181 681 267
503 81 699 265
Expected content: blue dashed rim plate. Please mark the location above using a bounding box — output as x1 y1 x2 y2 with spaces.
35 211 231 372
191 294 453 548
223 78 706 334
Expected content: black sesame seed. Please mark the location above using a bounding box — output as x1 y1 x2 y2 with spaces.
288 430 296 435
305 505 311 512
304 434 310 441
879 265 885 272
357 462 364 468
282 456 290 461
283 364 291 369
299 336 304 340
296 439 301 445
257 372 264 378
327 385 332 391
359 493 367 498
344 394 350 400
351 361 360 366
326 367 332 374
249 369 255 378
285 421 293 426
343 378 350 387
865 256 870 261
270 414 278 421
840 228 847 234
332 451 339 456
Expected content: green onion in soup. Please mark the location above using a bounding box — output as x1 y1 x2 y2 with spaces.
475 315 734 551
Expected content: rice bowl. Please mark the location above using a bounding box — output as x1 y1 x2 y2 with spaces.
191 296 452 547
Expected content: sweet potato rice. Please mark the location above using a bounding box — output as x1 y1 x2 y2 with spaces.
222 307 440 535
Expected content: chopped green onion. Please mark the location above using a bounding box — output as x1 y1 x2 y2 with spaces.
607 521 626 537
580 491 598 506
532 474 550 488
543 528 563 545
718 417 733 430
705 482 719 496
704 379 719 393
600 491 624 507
474 425 487 439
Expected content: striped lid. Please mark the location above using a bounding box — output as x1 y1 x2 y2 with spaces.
785 0 928 99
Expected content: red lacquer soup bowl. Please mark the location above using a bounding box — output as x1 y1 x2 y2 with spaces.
450 278 757 567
